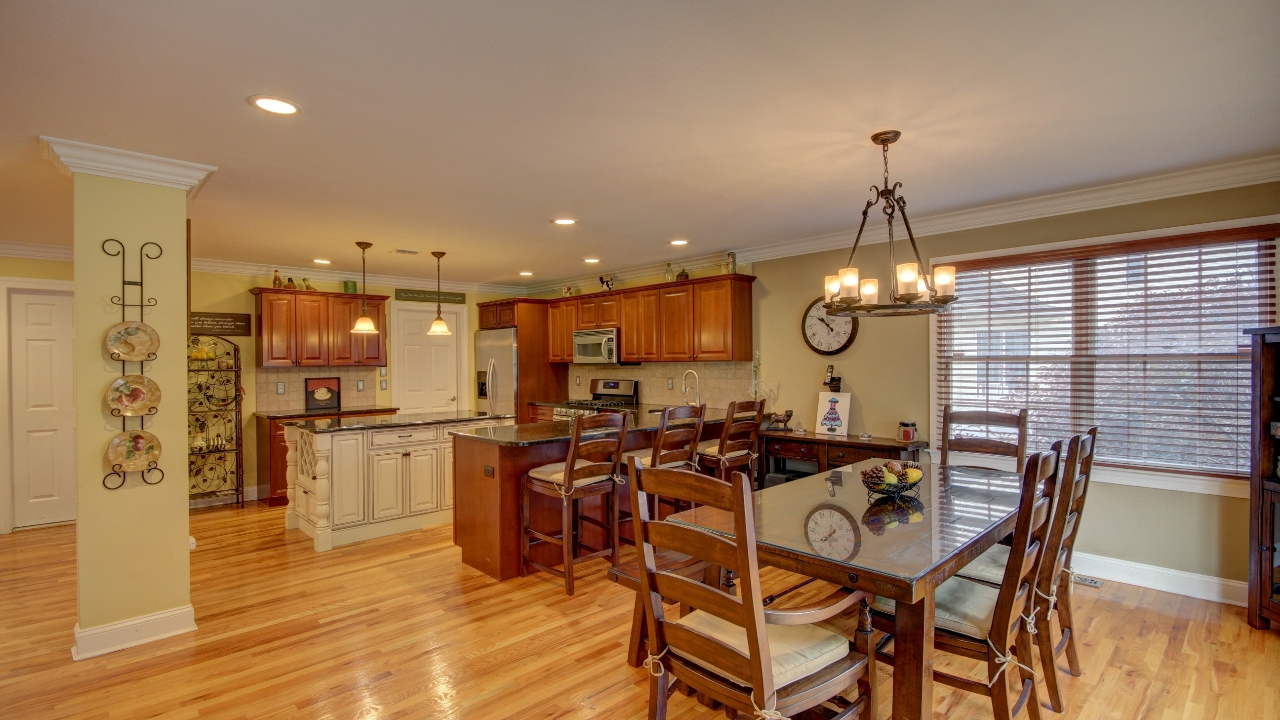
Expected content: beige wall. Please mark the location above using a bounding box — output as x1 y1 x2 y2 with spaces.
751 180 1280 581
0 255 73 280
74 174 190 630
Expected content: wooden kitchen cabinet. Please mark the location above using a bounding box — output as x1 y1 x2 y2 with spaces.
659 284 695 361
257 292 296 367
328 296 361 365
251 288 388 367
354 298 386 365
576 295 620 330
295 293 330 366
620 289 661 362
256 408 396 507
693 277 753 361
548 300 576 362
480 300 518 329
369 450 407 520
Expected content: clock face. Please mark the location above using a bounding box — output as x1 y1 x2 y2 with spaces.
802 298 857 356
804 503 861 561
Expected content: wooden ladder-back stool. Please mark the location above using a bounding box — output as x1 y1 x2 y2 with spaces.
618 404 707 544
869 443 1062 720
520 411 630 595
628 457 878 720
696 399 765 487
940 404 1030 472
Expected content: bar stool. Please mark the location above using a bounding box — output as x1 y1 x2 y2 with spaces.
519 411 630 595
695 399 765 486
618 404 706 540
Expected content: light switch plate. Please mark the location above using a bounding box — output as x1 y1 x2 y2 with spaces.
357 380 365 392
380 379 388 391
379 367 387 377
276 382 286 395
667 378 673 390
575 375 581 386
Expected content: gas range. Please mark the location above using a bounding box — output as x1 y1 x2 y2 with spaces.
551 379 639 420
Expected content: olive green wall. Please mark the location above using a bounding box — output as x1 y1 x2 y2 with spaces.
751 180 1280 581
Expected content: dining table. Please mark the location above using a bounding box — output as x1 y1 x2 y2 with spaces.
667 458 1023 720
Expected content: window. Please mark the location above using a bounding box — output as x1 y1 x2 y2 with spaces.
935 226 1278 477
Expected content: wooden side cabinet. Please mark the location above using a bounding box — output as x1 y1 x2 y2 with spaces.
1246 326 1280 631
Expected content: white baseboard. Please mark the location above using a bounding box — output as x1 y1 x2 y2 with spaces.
1071 552 1247 607
71 605 197 660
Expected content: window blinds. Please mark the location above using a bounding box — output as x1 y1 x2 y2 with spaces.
935 228 1277 477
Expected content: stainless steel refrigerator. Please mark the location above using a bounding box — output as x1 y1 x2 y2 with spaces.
476 328 518 417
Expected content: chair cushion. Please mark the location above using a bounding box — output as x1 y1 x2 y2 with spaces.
669 609 848 689
622 448 691 469
871 576 998 640
955 544 1009 586
696 439 750 459
527 459 612 486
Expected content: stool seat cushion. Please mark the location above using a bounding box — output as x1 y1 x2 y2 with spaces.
955 544 1009 586
670 610 848 689
872 576 998 640
696 439 750 459
622 448 692 469
528 459 612 486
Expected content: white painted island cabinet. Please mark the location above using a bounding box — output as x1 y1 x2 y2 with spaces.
284 413 515 551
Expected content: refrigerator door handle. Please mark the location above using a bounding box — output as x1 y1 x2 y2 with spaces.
486 356 497 416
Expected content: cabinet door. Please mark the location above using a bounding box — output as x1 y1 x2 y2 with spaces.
443 441 455 510
637 289 661 361
357 299 387 366
295 294 330 366
1266 490 1280 613
330 433 366 527
548 301 568 362
496 302 517 328
693 279 733 361
328 296 361 366
258 293 296 367
479 304 498 329
577 297 599 329
597 296 621 328
407 446 440 514
659 285 694 361
369 450 406 520
620 293 641 362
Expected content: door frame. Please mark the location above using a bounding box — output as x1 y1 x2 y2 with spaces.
0 277 76 534
387 300 471 414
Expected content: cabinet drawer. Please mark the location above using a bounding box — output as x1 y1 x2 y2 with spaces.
827 446 887 466
767 440 820 461
370 426 439 446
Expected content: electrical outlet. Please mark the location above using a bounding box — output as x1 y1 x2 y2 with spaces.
357 380 365 392
276 382 286 395
667 378 673 390
379 367 387 377
575 375 581 386
1072 574 1103 588
380 379 387 391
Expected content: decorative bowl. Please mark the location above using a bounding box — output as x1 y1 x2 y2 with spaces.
859 460 924 496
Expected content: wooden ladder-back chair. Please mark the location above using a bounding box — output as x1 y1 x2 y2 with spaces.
520 411 630 595
940 404 1030 472
696 399 765 487
628 458 877 720
870 444 1061 720
619 405 708 541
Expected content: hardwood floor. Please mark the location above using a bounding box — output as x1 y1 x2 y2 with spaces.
1 503 1276 719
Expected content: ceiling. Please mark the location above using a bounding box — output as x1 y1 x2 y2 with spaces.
2 1 1278 288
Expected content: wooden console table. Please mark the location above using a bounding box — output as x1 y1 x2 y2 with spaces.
758 428 927 478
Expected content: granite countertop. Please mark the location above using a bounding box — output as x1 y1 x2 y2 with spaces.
450 404 731 446
287 410 516 434
255 406 399 420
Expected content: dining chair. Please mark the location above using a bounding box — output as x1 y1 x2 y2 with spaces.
954 429 1097 712
696 399 765 487
618 405 708 541
869 443 1062 720
939 404 1030 472
520 411 630 595
628 459 877 720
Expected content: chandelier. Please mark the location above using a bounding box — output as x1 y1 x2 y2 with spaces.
823 131 957 318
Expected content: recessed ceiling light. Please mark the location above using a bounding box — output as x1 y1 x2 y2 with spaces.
248 95 300 114
313 259 331 264
585 258 600 263
519 271 534 276
553 219 576 225
670 239 688 245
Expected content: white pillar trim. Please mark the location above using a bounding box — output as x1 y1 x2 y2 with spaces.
39 136 217 199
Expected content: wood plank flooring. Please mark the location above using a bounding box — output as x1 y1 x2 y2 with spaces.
1 503 1276 719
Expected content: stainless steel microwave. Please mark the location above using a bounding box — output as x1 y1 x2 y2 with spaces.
572 328 617 364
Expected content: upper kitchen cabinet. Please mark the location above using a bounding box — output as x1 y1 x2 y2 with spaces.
576 295 620 330
659 284 695 361
620 288 661 362
251 288 389 367
479 300 517 329
548 300 576 363
693 277 753 361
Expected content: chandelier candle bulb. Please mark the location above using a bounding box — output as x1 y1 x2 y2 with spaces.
860 278 879 305
934 266 956 297
896 262 920 296
915 275 931 303
825 275 841 302
839 267 860 298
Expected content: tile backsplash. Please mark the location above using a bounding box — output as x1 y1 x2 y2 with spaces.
568 362 756 410
254 366 380 414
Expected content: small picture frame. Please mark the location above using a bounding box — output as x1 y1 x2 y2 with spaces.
305 377 341 411
815 392 851 436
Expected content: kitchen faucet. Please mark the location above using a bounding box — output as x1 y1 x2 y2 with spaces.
682 369 701 407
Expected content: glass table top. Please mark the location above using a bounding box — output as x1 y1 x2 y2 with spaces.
667 459 1022 583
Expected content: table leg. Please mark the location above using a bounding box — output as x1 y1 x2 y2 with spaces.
892 594 935 720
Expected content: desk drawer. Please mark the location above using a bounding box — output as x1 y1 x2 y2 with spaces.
827 446 889 466
767 440 820 461
370 426 440 446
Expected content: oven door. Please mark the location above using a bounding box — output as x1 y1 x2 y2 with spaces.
572 328 617 364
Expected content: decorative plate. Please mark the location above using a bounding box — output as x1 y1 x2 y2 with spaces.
104 321 160 361
106 430 162 472
105 375 162 416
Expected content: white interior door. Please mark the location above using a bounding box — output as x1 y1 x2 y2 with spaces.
10 291 75 527
392 304 460 414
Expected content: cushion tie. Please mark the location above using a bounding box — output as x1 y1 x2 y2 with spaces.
751 694 785 720
986 637 1039 686
1022 605 1039 635
1034 586 1057 611
642 646 669 677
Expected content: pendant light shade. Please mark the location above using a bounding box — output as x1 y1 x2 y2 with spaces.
427 251 452 336
351 241 380 334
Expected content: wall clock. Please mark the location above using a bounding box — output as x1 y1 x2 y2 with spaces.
802 297 857 355
803 502 861 562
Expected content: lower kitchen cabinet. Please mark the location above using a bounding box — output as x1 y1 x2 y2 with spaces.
408 446 441 514
370 450 408 520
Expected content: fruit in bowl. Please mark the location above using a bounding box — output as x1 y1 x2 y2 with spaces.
860 460 924 494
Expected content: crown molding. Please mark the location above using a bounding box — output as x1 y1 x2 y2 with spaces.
523 252 734 295
189 257 524 295
734 153 1280 264
39 136 218 199
0 240 72 261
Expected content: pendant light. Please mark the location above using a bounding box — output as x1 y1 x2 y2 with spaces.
427 251 452 336
351 241 379 334
823 131 957 318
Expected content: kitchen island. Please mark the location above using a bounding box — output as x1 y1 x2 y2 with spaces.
449 405 729 581
284 411 516 551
